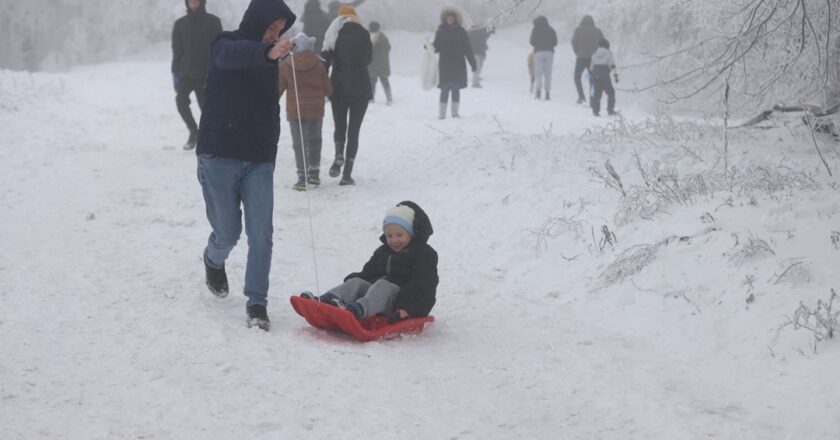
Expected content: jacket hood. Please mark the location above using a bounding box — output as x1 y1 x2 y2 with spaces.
580 15 595 26
238 0 297 41
439 7 464 26
185 0 207 14
379 201 434 245
286 50 320 71
533 16 549 27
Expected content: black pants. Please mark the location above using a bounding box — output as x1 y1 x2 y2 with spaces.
591 76 615 114
331 97 369 160
439 84 461 103
370 75 392 100
175 76 206 132
573 57 591 101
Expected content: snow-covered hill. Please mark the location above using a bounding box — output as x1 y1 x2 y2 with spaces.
1 27 838 439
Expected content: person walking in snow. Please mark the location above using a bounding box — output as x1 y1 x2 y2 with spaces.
589 38 618 117
321 5 372 186
171 0 222 150
529 16 557 100
299 201 438 321
368 21 393 105
434 7 477 119
195 0 295 331
571 15 604 104
278 33 333 191
468 23 494 88
301 0 330 55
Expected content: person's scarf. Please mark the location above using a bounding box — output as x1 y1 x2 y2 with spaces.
322 15 360 52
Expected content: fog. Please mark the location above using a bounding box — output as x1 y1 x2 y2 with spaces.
1 0 837 111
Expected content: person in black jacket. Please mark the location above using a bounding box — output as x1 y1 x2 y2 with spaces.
529 16 557 100
171 0 222 150
300 201 439 320
321 5 372 185
434 7 477 119
195 0 295 331
301 0 330 54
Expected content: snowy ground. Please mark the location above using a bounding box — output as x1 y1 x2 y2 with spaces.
1 27 839 439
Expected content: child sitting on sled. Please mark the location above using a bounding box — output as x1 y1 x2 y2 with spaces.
300 201 439 320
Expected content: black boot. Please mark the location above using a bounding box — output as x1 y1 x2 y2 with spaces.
183 130 197 151
329 154 344 177
246 304 270 331
204 258 229 298
339 159 355 186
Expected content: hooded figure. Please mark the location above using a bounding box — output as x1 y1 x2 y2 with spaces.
302 0 330 54
433 7 477 118
197 0 296 162
343 200 439 318
571 15 605 103
529 16 557 100
195 0 296 332
171 0 222 149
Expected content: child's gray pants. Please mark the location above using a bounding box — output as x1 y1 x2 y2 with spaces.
327 277 400 318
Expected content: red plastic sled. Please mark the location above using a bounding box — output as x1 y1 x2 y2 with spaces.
289 296 434 342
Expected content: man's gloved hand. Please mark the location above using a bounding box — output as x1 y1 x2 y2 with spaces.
613 72 619 84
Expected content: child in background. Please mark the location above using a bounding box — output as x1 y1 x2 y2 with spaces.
300 201 439 321
589 38 617 116
278 33 333 191
368 21 393 105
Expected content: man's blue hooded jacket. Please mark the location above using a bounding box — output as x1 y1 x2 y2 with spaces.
197 0 296 163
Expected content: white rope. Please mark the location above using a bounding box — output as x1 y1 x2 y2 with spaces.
288 52 322 295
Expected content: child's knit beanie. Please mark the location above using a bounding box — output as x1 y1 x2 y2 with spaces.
383 205 415 236
290 33 316 53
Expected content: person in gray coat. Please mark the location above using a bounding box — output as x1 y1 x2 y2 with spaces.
368 21 392 105
589 39 617 116
571 15 604 104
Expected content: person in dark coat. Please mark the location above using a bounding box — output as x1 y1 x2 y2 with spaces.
571 15 604 104
434 7 477 119
530 16 557 100
301 0 330 55
321 5 372 186
327 0 366 21
468 24 494 88
171 0 222 150
300 201 439 320
195 0 295 331
368 21 392 105
589 38 617 116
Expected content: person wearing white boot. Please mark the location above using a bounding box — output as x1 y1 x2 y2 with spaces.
433 7 476 119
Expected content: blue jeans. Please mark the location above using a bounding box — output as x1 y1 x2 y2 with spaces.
197 154 274 306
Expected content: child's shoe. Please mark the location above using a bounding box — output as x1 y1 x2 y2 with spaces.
607 110 618 116
292 177 307 191
299 291 318 301
320 292 346 308
307 174 321 186
345 301 364 319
